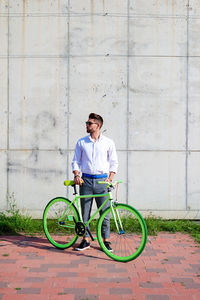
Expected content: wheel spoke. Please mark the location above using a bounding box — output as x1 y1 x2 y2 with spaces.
43 197 79 249
97 203 147 262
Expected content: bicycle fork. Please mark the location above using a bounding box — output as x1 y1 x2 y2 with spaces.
110 201 125 235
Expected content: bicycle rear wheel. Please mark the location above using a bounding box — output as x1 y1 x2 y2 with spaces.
97 203 147 262
43 197 79 249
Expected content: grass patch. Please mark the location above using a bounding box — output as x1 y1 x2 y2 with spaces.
0 214 43 236
0 196 199 243
145 218 200 243
1 214 199 243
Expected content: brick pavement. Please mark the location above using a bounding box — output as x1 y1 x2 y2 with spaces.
0 233 199 300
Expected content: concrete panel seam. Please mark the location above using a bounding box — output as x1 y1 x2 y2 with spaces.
185 0 189 211
2 55 200 59
6 1 10 209
4 149 200 153
3 13 197 19
126 0 130 205
139 209 199 212
66 0 70 198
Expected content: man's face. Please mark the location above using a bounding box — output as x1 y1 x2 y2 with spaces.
86 118 99 133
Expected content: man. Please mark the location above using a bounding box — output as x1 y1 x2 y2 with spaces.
72 113 118 251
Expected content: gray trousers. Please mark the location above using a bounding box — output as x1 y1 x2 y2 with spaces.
80 177 110 239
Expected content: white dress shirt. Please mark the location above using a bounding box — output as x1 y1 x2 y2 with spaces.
72 134 118 175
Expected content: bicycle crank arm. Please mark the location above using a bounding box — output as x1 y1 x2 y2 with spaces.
86 228 95 241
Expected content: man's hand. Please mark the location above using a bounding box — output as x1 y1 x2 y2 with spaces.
105 171 115 184
74 175 84 185
105 178 112 184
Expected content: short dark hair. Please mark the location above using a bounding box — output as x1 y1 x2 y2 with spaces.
89 113 103 128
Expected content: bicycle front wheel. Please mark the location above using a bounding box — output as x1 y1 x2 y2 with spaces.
43 197 80 249
97 203 147 262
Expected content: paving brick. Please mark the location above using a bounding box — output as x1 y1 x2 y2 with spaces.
56 272 78 277
24 277 46 283
62 288 86 296
86 287 110 296
16 288 41 294
142 247 163 257
146 295 170 300
2 295 26 300
173 243 192 248
99 296 122 300
123 296 140 300
109 288 132 295
107 267 127 273
88 277 109 283
185 264 200 273
193 294 200 300
170 296 195 300
51 279 72 288
172 277 194 283
140 282 163 288
184 282 200 289
29 266 48 272
74 295 99 300
0 259 16 264
146 268 167 273
24 295 50 300
50 296 74 300
83 295 99 300
0 282 9 288
39 287 61 295
18 252 45 260
161 257 185 264
89 277 131 283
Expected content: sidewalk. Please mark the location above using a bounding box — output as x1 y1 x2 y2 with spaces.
0 233 199 300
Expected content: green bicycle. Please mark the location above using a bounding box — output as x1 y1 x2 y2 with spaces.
43 180 147 262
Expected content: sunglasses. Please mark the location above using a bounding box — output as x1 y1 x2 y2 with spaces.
85 121 98 126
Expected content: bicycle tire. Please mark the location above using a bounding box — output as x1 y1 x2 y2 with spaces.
97 203 147 262
43 197 80 249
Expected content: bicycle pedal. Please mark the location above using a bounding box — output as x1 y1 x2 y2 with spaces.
59 221 65 225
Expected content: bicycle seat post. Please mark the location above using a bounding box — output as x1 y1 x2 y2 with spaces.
73 184 78 195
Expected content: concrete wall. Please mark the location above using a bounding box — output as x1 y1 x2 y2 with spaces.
0 0 200 219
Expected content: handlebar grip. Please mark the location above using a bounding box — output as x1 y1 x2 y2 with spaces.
97 180 123 186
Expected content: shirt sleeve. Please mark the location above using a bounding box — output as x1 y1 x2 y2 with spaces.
108 141 118 173
72 140 82 172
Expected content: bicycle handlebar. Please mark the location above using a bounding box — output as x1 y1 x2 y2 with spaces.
97 180 123 187
64 179 122 187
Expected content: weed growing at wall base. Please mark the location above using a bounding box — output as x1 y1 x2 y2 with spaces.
0 193 43 235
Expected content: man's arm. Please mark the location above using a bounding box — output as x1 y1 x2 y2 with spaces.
107 141 118 183
72 141 81 171
72 141 83 185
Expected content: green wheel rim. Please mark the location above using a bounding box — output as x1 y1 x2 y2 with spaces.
43 197 79 249
97 203 147 262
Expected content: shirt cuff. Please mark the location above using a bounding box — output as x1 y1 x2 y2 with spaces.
72 162 80 172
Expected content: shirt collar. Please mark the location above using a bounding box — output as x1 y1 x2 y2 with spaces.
88 134 104 142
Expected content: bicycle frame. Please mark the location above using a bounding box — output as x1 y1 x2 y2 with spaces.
78 192 112 228
44 179 147 262
58 186 123 235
